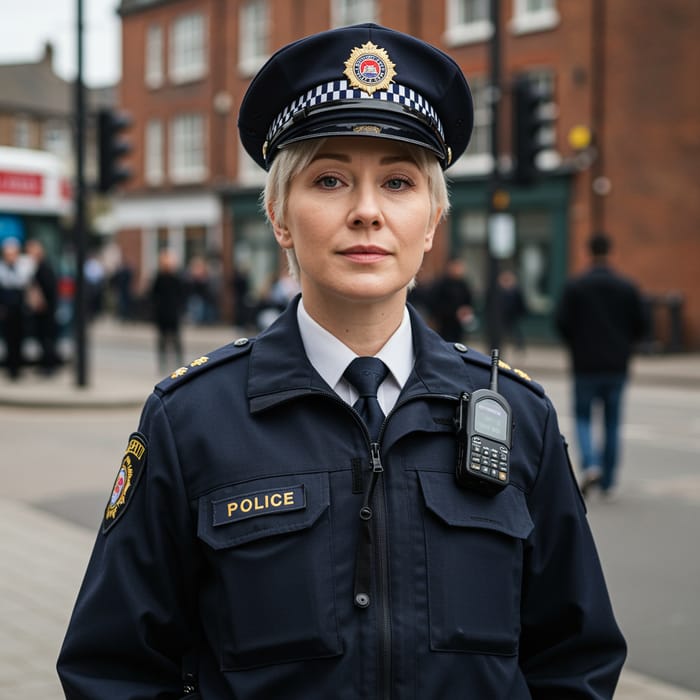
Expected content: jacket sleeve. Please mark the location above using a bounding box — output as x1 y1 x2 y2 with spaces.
57 393 200 699
519 398 627 698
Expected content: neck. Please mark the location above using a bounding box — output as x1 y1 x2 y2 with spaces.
302 293 407 356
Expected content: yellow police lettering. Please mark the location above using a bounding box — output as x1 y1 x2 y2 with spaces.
227 502 238 516
126 439 145 460
284 491 294 505
241 499 253 512
270 493 282 507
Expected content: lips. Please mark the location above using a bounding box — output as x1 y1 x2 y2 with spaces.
340 245 390 263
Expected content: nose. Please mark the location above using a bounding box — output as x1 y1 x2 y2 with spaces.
347 181 384 230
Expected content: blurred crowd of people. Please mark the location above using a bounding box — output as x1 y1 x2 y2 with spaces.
0 237 60 380
410 257 528 358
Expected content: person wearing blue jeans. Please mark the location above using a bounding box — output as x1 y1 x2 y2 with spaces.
574 373 626 493
556 232 647 498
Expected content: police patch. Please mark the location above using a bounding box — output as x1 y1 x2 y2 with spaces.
102 432 147 533
343 41 396 95
212 485 306 526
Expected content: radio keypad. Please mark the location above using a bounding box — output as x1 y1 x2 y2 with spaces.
469 436 509 482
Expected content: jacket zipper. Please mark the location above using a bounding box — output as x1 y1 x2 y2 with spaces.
274 389 460 698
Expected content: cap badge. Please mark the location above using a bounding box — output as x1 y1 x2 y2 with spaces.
344 41 396 95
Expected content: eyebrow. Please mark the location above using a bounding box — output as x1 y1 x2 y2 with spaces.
312 152 417 166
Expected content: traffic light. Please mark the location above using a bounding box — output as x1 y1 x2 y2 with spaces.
97 108 132 193
512 76 553 185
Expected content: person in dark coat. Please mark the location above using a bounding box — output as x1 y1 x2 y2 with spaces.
149 248 186 373
555 232 647 497
497 268 528 356
58 24 625 699
429 257 475 342
0 237 33 380
25 239 60 374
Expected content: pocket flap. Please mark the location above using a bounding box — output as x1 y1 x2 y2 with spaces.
198 473 330 549
418 471 533 539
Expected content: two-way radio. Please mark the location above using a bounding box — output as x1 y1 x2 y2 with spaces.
455 349 512 494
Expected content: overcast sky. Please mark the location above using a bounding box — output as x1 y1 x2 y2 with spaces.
0 0 121 87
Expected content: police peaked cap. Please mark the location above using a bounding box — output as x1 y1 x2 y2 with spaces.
238 23 473 170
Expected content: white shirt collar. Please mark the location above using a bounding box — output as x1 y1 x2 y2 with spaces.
297 298 414 413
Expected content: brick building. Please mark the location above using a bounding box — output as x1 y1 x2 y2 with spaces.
114 0 700 347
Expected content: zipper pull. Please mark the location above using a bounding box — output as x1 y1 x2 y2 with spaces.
370 442 383 473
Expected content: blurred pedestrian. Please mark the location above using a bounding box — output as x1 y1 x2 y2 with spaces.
555 232 647 498
0 237 33 380
25 239 60 375
110 260 135 321
149 248 186 374
497 268 528 358
186 256 218 324
58 23 625 698
84 253 106 320
429 257 475 342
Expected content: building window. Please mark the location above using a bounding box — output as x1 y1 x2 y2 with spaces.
331 0 376 27
43 120 70 159
170 12 207 84
239 0 269 76
14 117 32 148
170 114 207 183
445 0 493 46
145 119 164 185
145 24 164 88
238 141 267 187
511 0 559 34
449 76 493 176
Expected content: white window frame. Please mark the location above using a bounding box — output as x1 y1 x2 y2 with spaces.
169 12 207 84
14 116 32 148
43 119 70 159
444 0 493 47
237 141 267 187
169 114 208 184
331 0 377 27
449 76 494 176
510 0 559 35
145 24 164 89
238 0 269 77
145 119 164 185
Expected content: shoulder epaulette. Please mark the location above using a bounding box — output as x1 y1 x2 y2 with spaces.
452 342 545 397
155 337 254 396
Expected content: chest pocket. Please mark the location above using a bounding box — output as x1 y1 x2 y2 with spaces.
197 472 341 670
418 471 534 656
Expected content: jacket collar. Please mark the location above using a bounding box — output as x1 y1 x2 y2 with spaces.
247 295 474 413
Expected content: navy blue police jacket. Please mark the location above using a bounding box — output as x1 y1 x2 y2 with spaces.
58 297 626 699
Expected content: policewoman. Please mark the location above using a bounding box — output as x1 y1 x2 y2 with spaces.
58 24 625 699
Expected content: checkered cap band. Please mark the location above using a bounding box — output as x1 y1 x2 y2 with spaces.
266 79 445 145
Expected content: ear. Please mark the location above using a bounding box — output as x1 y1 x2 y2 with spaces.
267 201 294 250
424 207 442 253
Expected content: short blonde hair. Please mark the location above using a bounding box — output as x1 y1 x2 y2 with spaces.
263 139 450 280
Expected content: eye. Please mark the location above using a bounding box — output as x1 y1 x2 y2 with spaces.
315 174 343 189
384 176 412 191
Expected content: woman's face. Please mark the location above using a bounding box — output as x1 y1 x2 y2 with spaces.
270 137 441 314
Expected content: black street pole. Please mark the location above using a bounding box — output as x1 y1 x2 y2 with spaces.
74 0 88 387
485 0 503 350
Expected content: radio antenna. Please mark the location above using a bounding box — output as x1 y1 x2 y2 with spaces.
489 348 500 392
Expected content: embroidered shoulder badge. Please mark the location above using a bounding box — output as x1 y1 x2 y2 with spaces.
103 432 148 533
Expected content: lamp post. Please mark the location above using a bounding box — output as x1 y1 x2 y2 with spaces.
73 0 88 387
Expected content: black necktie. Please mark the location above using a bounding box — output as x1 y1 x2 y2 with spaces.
344 357 389 442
